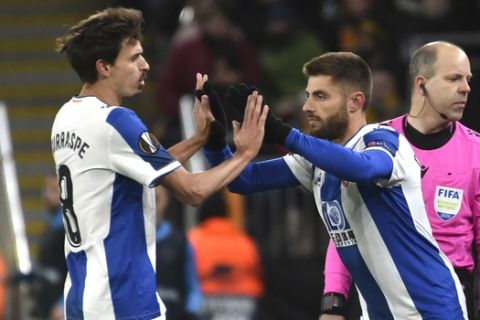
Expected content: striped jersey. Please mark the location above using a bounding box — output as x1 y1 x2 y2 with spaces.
284 124 467 319
51 96 180 319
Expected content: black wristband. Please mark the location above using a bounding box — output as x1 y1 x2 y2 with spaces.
321 292 346 316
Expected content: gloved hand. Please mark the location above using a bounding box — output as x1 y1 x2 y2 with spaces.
195 81 227 150
224 83 292 145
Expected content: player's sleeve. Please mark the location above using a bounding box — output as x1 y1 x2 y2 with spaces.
203 146 300 194
284 128 395 184
324 240 352 298
106 107 180 187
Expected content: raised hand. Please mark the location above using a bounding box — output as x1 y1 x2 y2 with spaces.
193 73 214 142
225 83 292 145
233 92 268 160
195 80 228 150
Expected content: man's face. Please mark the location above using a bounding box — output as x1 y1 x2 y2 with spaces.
302 75 350 141
424 46 472 121
109 39 149 98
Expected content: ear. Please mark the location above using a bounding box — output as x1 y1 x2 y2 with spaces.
96 59 111 78
415 76 427 96
348 91 366 113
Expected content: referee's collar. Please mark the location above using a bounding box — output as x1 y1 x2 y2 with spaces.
402 115 455 150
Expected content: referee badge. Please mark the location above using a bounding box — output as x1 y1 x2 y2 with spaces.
139 131 160 154
434 186 463 220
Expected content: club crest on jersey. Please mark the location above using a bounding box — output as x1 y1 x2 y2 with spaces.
434 186 463 220
139 132 160 154
321 200 357 247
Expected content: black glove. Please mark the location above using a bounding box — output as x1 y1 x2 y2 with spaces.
224 83 292 145
195 81 227 150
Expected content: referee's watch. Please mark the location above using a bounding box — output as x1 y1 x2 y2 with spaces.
321 292 346 316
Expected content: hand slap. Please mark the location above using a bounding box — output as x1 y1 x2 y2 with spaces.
192 73 215 145
232 92 268 159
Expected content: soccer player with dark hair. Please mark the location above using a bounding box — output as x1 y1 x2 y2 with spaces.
52 7 267 319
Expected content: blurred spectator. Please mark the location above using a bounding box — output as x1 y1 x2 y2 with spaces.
320 0 399 68
156 0 261 147
368 68 405 122
258 3 325 133
29 172 67 319
49 298 64 320
394 0 478 34
155 186 202 320
188 190 264 320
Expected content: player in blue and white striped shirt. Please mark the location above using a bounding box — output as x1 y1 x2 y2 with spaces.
53 7 268 320
201 52 467 319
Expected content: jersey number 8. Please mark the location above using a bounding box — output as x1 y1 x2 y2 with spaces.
58 165 82 247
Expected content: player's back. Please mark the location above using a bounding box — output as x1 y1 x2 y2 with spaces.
51 96 165 320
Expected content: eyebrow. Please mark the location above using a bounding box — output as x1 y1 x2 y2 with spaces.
307 89 328 96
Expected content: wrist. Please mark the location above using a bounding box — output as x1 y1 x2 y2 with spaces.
321 292 346 316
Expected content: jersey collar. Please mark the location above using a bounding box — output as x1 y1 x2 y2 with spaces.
402 115 455 150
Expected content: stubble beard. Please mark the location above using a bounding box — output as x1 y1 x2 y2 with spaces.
308 105 349 141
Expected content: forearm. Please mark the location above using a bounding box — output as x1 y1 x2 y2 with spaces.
162 149 255 206
167 132 207 164
204 146 298 194
324 240 352 297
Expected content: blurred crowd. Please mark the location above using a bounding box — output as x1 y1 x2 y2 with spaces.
117 0 480 147
8 0 480 319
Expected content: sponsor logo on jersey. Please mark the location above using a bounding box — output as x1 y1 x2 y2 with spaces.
434 186 463 220
321 200 357 247
421 165 429 178
139 132 160 154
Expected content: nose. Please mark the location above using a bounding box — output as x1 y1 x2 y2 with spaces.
140 56 150 71
302 98 312 113
460 79 471 94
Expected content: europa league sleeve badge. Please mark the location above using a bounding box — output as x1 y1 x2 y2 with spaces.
139 131 160 154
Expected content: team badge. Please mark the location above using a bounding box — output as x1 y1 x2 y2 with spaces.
434 186 463 220
321 200 356 247
139 131 160 154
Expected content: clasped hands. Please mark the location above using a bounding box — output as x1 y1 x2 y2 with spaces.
194 74 292 151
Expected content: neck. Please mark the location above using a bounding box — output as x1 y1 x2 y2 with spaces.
408 97 451 134
79 82 121 106
338 115 367 145
407 112 451 134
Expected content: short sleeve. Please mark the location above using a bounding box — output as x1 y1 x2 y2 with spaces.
363 128 417 188
106 107 180 187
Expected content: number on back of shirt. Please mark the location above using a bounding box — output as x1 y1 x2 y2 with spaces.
58 165 82 247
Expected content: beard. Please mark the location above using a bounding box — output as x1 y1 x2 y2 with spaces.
308 104 349 141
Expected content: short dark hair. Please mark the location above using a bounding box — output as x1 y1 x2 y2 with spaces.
56 7 144 84
302 52 373 107
408 41 463 88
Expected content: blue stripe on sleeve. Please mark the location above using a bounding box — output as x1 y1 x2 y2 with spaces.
284 129 393 182
203 146 299 193
106 107 177 171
